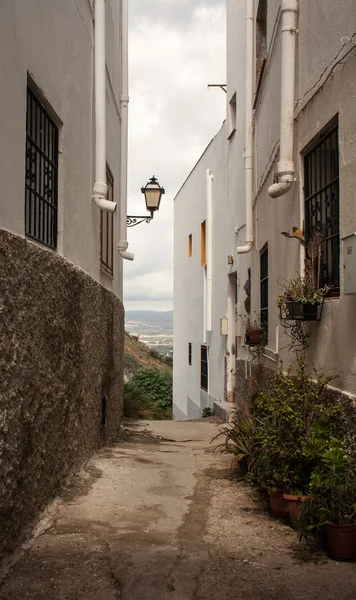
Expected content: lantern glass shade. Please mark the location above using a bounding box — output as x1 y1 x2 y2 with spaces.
141 176 165 212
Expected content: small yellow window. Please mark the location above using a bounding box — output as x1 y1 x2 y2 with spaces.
188 234 192 258
201 221 206 267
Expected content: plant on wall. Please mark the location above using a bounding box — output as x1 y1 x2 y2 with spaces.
239 313 266 362
277 231 328 353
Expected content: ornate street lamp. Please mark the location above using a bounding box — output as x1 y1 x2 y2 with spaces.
127 176 165 227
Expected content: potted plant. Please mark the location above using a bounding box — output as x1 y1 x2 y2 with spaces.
299 440 356 560
277 231 328 322
277 277 327 322
283 491 311 525
251 359 338 523
241 315 266 346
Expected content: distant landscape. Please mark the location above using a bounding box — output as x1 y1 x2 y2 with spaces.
125 310 173 356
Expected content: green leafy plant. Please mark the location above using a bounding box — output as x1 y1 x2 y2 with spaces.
214 357 339 494
277 232 328 353
299 439 356 538
212 408 260 475
251 357 339 493
130 368 172 410
124 382 172 420
239 314 265 334
202 407 213 417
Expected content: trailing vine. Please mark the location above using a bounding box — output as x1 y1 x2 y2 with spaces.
278 304 310 356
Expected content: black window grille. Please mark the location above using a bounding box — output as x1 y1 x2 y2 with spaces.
260 243 268 341
200 345 208 392
188 343 192 366
100 167 114 275
304 123 340 295
25 87 59 248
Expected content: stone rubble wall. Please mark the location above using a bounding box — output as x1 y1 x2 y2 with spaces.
0 229 124 559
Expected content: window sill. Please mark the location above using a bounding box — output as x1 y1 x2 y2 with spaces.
100 266 114 280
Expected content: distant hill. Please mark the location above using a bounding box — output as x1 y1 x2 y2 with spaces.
124 331 172 381
125 310 173 327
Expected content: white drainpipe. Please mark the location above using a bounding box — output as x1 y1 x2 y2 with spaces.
118 0 134 260
237 0 254 254
206 169 214 332
268 0 298 198
93 0 117 213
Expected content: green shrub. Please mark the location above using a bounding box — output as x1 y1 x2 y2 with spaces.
202 407 213 417
215 357 340 493
251 358 339 493
124 381 172 420
130 368 172 410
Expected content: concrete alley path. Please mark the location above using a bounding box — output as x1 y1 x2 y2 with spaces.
1 419 356 600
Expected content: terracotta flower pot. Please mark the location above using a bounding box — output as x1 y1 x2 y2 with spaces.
268 490 289 518
326 523 356 560
283 493 310 525
245 329 265 346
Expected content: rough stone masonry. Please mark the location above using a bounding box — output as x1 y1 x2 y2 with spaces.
0 228 124 560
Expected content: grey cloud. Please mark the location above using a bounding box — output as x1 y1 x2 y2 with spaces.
130 0 225 29
124 0 225 310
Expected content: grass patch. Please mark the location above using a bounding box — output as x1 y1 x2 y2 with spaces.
124 382 172 420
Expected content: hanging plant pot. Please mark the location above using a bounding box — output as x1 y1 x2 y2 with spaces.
268 490 289 518
285 301 323 322
326 523 356 560
245 329 265 346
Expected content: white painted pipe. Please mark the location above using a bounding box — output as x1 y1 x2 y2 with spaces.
93 0 117 213
268 0 298 198
226 282 237 396
237 0 254 254
118 0 134 260
203 269 207 345
206 169 214 331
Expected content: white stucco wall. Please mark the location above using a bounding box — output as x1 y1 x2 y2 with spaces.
237 0 356 396
174 123 238 420
174 0 356 416
0 0 123 298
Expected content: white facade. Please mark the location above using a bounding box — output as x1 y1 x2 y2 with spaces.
174 0 356 419
174 125 231 419
0 0 127 299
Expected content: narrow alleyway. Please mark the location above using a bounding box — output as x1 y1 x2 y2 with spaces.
1 420 356 600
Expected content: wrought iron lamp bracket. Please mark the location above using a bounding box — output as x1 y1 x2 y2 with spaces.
127 212 154 227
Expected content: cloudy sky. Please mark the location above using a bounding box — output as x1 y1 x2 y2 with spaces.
123 0 226 312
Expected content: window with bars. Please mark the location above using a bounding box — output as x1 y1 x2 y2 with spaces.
188 343 192 365
100 168 114 276
200 345 208 392
260 243 268 341
25 87 59 248
304 122 340 295
256 0 267 93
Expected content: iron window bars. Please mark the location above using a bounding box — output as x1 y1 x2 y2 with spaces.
25 87 59 249
200 345 208 392
304 123 340 295
100 168 114 276
260 243 268 341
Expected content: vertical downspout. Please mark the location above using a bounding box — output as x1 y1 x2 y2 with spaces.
93 0 117 212
268 0 298 198
226 277 237 401
118 0 134 260
206 169 214 332
237 0 254 254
